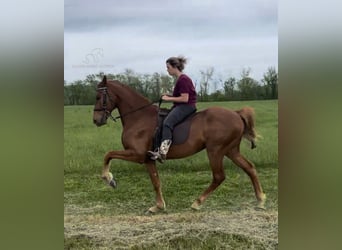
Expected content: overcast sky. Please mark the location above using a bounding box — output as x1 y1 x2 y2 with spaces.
64 0 278 85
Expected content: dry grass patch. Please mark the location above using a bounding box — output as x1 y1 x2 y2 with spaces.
64 205 277 249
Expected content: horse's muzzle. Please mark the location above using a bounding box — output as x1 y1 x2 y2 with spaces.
93 119 106 127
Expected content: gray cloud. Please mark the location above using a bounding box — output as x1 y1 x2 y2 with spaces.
65 0 277 32
64 0 278 83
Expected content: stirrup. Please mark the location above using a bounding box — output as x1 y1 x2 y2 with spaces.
147 150 165 163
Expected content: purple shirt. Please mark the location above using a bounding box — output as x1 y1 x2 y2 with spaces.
172 74 197 107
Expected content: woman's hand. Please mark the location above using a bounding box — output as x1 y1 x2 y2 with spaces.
162 95 172 101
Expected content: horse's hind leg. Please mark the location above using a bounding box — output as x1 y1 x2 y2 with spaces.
227 148 266 209
191 151 226 210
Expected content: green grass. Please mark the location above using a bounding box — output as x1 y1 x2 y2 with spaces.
64 100 278 249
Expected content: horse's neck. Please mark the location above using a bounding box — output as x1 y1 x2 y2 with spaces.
109 82 151 123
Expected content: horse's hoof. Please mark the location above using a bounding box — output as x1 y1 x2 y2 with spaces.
109 179 117 188
255 205 266 211
255 200 266 210
255 193 266 210
191 201 201 211
146 206 164 214
145 210 154 216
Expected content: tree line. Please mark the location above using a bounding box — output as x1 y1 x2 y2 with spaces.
64 67 277 105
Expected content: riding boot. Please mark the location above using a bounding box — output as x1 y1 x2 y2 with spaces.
147 140 172 163
159 139 172 161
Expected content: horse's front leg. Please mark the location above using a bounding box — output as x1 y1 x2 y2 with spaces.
101 149 143 187
145 161 166 214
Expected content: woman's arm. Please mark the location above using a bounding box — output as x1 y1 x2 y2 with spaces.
162 93 189 103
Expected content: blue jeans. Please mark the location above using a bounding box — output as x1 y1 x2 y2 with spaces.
162 105 196 142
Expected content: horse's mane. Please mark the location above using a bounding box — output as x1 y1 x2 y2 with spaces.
108 80 151 103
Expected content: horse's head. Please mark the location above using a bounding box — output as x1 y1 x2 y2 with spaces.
93 75 117 126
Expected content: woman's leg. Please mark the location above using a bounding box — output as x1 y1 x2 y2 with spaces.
162 105 196 141
148 105 196 162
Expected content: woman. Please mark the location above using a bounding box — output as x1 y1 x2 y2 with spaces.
148 56 197 163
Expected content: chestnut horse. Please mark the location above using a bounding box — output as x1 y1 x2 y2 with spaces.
93 76 266 213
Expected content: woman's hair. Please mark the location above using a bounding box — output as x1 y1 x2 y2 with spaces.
166 56 187 71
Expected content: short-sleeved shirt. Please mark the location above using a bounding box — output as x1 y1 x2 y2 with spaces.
172 74 197 107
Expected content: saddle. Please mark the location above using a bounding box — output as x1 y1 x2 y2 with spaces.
153 108 197 150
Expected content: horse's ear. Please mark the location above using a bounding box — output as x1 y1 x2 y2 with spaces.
102 75 107 84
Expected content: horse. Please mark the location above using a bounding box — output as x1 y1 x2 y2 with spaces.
93 75 266 213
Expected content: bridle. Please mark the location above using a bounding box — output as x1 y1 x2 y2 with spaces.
93 87 117 122
93 86 160 122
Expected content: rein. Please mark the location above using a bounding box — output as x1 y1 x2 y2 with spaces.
94 86 161 122
112 101 157 122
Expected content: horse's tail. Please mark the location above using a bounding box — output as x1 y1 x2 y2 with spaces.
235 107 258 149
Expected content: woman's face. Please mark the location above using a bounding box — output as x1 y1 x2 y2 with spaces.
166 63 177 76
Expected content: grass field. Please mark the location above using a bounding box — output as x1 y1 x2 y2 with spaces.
64 100 278 249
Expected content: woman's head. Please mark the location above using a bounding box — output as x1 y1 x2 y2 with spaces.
166 56 187 75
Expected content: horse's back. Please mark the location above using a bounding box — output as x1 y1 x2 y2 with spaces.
192 106 244 139
197 106 243 124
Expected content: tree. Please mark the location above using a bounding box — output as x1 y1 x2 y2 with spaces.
69 80 84 105
261 67 278 99
209 90 225 101
84 74 100 88
237 68 261 100
146 73 161 101
223 77 237 100
123 69 141 92
64 80 71 105
199 67 214 101
160 74 174 94
64 66 278 105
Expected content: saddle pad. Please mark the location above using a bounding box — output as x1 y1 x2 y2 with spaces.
153 111 196 149
172 113 196 145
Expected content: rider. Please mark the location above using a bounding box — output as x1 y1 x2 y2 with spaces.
148 56 197 163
